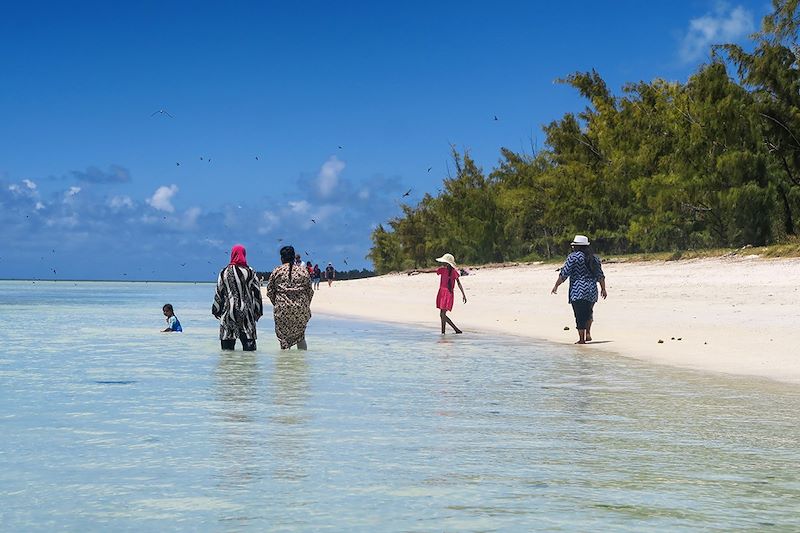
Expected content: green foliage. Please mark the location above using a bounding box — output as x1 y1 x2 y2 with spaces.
367 1 800 273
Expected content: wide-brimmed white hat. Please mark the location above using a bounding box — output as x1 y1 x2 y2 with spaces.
435 253 457 268
571 234 590 246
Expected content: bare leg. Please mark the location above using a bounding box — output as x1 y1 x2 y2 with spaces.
576 329 586 344
297 337 308 350
441 309 462 334
585 319 593 342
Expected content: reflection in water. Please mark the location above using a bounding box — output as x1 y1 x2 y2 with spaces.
269 351 310 481
212 352 264 490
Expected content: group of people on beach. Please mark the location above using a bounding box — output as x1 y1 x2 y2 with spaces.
162 233 607 349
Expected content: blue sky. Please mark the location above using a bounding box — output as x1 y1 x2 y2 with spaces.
0 0 765 280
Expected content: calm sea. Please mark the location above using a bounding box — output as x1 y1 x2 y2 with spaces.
1 280 799 531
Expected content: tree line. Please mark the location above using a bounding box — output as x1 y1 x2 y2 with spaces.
369 0 800 274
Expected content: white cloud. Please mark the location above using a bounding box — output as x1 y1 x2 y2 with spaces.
289 200 311 214
358 188 370 200
317 156 345 197
679 3 755 63
183 207 201 226
65 186 81 200
108 195 134 209
8 184 19 193
35 201 45 210
147 184 178 212
22 179 37 190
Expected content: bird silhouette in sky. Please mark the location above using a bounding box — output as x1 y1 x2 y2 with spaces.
200 156 203 160
427 167 432 172
338 145 343 149
311 219 316 224
176 162 180 166
180 263 186 267
343 258 348 266
255 156 260 160
402 189 412 197
277 238 283 242
493 115 499 121
151 109 174 118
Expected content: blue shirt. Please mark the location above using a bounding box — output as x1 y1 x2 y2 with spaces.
167 315 183 332
559 251 605 303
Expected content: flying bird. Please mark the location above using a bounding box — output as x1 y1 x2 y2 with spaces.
427 167 432 172
255 156 259 160
311 219 316 224
176 162 180 166
343 258 348 266
493 115 499 121
151 109 174 118
402 189 412 197
338 145 343 149
180 263 187 267
200 157 203 160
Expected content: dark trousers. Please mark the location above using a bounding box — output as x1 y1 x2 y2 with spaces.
221 334 257 351
571 300 594 330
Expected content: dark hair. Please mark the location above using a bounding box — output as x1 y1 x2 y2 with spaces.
280 245 295 280
447 264 455 292
573 245 598 277
162 303 174 313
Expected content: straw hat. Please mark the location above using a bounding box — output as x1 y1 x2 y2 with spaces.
570 235 590 246
435 253 457 268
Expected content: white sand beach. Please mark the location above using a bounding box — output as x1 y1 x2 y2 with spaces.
307 256 800 385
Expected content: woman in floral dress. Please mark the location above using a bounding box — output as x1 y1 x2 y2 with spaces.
266 245 314 349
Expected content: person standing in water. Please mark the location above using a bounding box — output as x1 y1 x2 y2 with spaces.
551 234 607 344
435 253 467 334
266 245 314 350
212 244 263 351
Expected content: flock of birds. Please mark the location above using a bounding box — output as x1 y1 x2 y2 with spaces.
22 109 502 281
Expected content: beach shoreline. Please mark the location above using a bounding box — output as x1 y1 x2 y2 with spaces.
300 256 800 385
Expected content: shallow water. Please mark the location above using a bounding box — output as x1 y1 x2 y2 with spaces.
1 280 799 531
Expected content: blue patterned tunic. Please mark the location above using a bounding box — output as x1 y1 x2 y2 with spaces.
559 251 605 303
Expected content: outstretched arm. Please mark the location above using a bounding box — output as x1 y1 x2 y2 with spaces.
551 276 567 294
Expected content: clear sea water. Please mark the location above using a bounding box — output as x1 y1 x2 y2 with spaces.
1 280 799 532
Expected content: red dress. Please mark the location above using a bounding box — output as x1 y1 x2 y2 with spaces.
435 267 459 311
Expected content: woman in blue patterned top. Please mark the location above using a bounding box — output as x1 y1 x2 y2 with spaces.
551 235 607 344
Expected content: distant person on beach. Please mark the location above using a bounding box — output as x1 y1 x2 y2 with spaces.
312 263 322 290
325 262 335 287
266 245 314 350
295 254 304 268
212 244 263 351
435 253 467 334
161 303 182 332
551 234 607 344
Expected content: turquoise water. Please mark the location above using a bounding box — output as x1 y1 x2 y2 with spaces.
1 280 799 531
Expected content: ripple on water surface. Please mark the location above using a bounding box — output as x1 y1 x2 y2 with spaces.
0 280 799 531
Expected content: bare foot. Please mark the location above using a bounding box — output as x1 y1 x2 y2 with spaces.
575 340 586 344
585 335 592 342
455 329 463 334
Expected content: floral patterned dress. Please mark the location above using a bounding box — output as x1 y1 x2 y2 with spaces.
266 262 314 349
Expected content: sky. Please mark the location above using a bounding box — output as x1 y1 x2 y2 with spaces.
0 0 766 280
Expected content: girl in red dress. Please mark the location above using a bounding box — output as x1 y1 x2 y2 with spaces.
435 253 467 334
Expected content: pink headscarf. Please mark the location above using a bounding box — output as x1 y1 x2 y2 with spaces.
229 244 248 267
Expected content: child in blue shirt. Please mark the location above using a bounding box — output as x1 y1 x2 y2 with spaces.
162 303 183 332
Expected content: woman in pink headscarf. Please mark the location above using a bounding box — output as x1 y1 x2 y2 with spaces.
212 244 263 350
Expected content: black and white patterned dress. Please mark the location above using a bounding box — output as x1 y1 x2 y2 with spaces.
266 263 313 349
212 264 263 340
